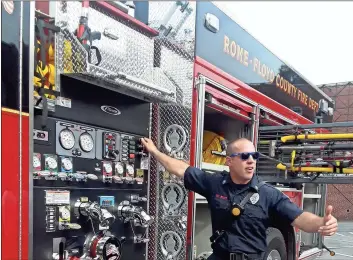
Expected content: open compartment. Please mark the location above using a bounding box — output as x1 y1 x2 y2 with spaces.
193 78 257 258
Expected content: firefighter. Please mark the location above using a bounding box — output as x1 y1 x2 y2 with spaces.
140 137 338 260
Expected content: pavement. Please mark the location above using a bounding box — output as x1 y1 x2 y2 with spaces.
318 222 353 260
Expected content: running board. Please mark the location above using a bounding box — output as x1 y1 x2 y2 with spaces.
299 247 323 260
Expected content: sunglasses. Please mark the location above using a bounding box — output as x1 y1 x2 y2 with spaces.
229 152 260 160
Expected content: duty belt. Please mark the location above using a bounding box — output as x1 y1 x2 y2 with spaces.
214 249 264 260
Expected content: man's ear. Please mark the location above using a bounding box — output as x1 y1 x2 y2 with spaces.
225 156 231 166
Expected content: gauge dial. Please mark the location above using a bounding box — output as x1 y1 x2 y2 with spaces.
60 207 70 220
61 158 73 171
126 164 134 176
33 155 41 168
115 163 124 175
46 157 58 170
59 129 75 150
104 163 113 174
79 133 94 152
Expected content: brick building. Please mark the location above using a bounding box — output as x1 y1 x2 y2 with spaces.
319 81 353 220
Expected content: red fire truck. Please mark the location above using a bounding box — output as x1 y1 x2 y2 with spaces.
2 1 351 260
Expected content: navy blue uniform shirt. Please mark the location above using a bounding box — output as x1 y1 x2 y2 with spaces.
184 166 304 254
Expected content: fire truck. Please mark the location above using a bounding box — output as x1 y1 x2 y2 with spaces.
2 1 353 260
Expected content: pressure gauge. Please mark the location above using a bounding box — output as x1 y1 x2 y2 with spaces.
126 164 134 176
79 132 94 152
61 158 73 171
59 129 75 150
46 157 58 170
115 163 124 175
104 163 113 174
33 155 41 168
60 207 70 220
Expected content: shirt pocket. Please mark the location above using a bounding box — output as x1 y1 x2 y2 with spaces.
243 204 267 219
212 197 231 211
241 204 268 232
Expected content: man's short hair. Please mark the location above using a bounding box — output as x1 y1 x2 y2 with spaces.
226 137 252 156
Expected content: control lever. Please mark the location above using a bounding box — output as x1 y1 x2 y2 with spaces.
74 200 115 228
36 170 51 177
87 173 98 180
322 243 335 256
73 171 86 181
117 200 153 227
134 234 149 244
60 223 82 230
130 194 147 203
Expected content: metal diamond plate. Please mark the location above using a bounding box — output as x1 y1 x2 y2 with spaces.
54 2 196 259
54 1 178 103
146 2 196 260
149 104 192 260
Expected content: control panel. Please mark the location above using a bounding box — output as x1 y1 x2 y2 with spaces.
32 85 152 260
33 116 151 260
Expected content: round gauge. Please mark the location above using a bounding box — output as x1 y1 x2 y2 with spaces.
60 207 70 220
33 156 41 168
126 165 134 176
104 163 113 174
115 163 124 175
79 132 94 152
46 157 58 170
59 129 75 150
61 158 73 171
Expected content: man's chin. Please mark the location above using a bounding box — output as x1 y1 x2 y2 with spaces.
244 172 254 179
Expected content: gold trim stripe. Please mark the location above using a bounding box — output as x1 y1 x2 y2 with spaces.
1 107 30 117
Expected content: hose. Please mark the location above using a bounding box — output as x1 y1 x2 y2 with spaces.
290 150 296 170
202 131 227 165
281 133 353 143
276 163 353 174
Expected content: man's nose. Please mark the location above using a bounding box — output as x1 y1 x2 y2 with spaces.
247 156 255 163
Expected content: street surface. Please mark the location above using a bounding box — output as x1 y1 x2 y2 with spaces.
318 222 353 259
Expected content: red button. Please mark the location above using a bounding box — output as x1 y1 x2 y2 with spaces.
129 154 135 159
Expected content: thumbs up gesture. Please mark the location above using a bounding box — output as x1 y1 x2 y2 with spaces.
318 205 338 236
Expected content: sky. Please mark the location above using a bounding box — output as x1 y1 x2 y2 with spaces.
214 1 353 86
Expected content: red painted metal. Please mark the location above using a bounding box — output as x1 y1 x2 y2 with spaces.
260 117 284 126
94 1 159 37
21 114 29 260
283 190 303 260
185 67 200 259
205 85 253 113
1 109 29 260
195 56 314 125
1 110 19 259
206 103 250 122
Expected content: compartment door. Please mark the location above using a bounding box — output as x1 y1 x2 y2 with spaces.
188 75 259 259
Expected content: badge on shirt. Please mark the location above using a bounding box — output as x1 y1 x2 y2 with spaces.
250 193 260 204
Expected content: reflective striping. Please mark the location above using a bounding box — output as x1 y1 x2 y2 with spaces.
1 107 29 116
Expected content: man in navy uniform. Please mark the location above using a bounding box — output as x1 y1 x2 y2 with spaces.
140 137 338 260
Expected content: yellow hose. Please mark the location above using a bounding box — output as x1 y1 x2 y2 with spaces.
276 163 353 174
202 131 226 165
281 133 353 143
290 150 296 170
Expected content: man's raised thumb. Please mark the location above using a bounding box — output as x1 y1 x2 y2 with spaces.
324 205 333 222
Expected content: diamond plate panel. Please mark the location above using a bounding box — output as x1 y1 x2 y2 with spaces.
151 104 192 260
147 2 196 260
54 1 176 103
54 2 196 259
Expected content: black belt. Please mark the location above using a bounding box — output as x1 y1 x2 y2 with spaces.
214 249 264 260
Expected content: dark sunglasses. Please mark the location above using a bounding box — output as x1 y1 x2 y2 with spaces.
229 152 260 160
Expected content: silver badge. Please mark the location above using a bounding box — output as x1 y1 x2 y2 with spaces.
250 193 260 204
